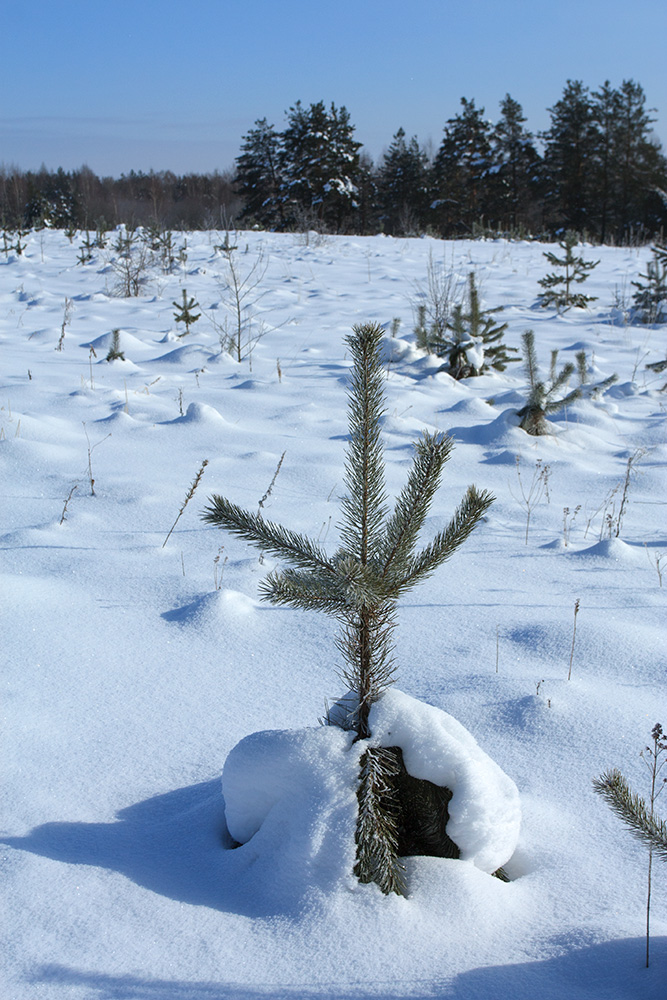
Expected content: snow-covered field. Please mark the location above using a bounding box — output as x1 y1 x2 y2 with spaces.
1 229 665 1000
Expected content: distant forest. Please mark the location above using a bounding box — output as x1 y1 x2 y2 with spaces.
2 80 666 243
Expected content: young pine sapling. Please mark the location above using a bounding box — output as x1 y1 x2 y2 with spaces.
421 272 518 379
173 289 201 337
106 329 126 362
516 330 581 435
632 245 667 325
202 322 494 895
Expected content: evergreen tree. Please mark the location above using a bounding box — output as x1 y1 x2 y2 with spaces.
516 330 581 435
593 725 667 866
420 272 518 378
632 244 667 323
489 94 543 232
376 128 429 235
542 81 597 232
431 98 493 235
105 329 125 362
593 723 667 969
202 322 494 893
173 289 201 336
537 231 599 310
590 80 622 243
610 80 667 240
279 100 363 231
354 151 379 235
235 118 284 228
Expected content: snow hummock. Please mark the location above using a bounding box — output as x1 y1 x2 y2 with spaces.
223 688 519 881
223 723 358 847
370 688 521 872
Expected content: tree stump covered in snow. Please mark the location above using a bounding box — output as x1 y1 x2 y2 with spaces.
393 748 460 859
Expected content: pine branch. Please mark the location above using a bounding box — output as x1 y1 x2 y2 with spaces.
354 747 406 895
593 769 667 863
260 557 392 614
379 431 453 580
339 323 388 563
522 330 538 389
259 568 349 614
547 360 575 399
202 495 333 573
543 385 581 413
397 485 495 590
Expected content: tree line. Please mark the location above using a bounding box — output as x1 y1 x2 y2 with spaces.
0 165 240 233
2 79 665 243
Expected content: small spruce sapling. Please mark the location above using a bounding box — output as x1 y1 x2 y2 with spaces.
202 322 494 895
516 330 581 435
631 245 667 324
173 289 201 337
538 231 599 311
106 329 125 362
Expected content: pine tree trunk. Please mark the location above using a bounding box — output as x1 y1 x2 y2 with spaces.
356 608 373 740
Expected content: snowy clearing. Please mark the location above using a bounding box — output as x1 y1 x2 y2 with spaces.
1 229 666 999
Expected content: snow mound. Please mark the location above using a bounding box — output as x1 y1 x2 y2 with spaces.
222 688 520 889
170 401 227 425
380 336 423 364
370 689 521 873
82 329 151 354
148 344 212 365
223 725 358 846
574 537 645 563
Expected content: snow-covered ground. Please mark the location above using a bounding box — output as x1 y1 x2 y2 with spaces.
1 229 665 999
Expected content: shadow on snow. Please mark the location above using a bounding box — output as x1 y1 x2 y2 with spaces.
27 935 667 1000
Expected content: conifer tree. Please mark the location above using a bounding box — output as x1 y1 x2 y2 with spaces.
591 80 621 243
431 98 493 235
376 127 429 235
235 118 284 229
590 80 667 241
610 80 666 240
202 322 494 893
542 80 597 232
593 723 667 968
489 94 543 233
279 100 362 231
537 231 599 311
105 329 125 362
516 330 581 435
173 289 201 337
421 273 518 378
632 245 667 324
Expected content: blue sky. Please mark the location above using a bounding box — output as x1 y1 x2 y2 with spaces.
3 0 666 177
